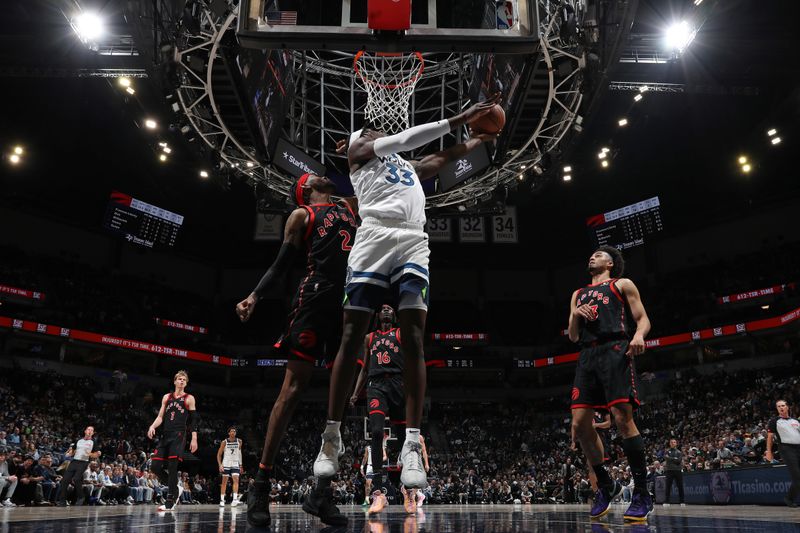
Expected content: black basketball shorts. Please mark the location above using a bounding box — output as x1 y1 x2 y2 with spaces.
367 375 406 423
570 340 641 411
275 279 343 363
153 431 186 462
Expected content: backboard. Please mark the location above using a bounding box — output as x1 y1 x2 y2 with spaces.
237 0 540 53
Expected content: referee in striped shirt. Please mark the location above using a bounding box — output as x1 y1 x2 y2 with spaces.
766 399 800 507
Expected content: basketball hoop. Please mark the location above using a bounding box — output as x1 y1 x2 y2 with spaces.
353 51 424 134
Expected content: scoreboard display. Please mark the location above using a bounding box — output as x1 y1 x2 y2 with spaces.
586 196 663 250
103 191 184 248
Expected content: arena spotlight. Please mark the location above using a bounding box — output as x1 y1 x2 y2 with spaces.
13 146 24 155
738 155 748 165
618 118 628 127
598 151 607 159
693 0 704 5
159 154 167 162
73 12 104 43
246 161 255 168
601 160 609 168
163 146 172 154
741 163 752 173
633 94 643 102
563 165 572 173
118 77 131 88
125 87 135 95
145 119 158 129
199 170 209 178
563 174 572 182
9 154 21 165
767 128 777 137
771 137 782 145
761 304 770 310
665 21 696 54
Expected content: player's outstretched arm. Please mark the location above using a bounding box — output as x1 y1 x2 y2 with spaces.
616 278 651 356
349 335 372 407
347 93 500 164
147 394 169 439
235 208 309 322
411 131 498 181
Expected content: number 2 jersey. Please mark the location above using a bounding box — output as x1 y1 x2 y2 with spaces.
349 152 426 226
299 202 359 286
366 327 404 377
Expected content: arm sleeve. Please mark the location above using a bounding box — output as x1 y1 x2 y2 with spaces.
252 243 299 299
373 120 451 157
187 410 200 433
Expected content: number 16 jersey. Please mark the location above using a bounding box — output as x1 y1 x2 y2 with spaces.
367 328 404 377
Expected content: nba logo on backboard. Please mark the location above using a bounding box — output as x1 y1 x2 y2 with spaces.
497 1 515 29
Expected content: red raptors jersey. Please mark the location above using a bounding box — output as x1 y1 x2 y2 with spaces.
575 278 630 344
163 393 191 433
367 328 403 377
301 202 358 285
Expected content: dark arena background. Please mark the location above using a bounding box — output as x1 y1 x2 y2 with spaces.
1 1 800 532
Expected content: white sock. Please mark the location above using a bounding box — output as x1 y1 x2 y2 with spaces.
324 420 341 435
405 428 420 444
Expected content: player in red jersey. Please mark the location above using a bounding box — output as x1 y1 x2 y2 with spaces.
236 174 357 528
568 245 652 522
147 370 199 511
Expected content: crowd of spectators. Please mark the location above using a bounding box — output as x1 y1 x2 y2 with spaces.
2 359 798 507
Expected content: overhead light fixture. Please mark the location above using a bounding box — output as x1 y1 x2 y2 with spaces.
125 87 135 95
13 146 24 155
693 0 703 5
761 304 770 310
618 118 628 127
517 174 524 180
158 142 168 148
246 161 254 168
118 77 131 88
771 137 782 145
199 170 209 178
601 160 609 168
767 128 777 137
520 165 526 170
163 146 172 154
633 94 643 102
741 163 752 173
601 147 610 153
159 154 167 162
639 86 649 93
453 346 461 351
737 155 748 165
145 119 157 129
563 174 572 182
598 151 607 159
73 12 104 43
563 165 572 172
9 154 21 165
665 21 696 54
532 164 543 175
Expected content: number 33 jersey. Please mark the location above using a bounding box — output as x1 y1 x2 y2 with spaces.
350 153 426 226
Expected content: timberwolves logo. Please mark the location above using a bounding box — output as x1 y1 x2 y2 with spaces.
710 471 732 503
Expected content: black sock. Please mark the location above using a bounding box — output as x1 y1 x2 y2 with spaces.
622 435 647 492
372 471 384 491
592 463 613 489
255 463 271 484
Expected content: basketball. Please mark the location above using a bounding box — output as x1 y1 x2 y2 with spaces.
470 104 505 134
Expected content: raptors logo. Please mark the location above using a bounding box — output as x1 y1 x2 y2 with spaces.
571 387 580 401
369 399 380 409
298 330 317 348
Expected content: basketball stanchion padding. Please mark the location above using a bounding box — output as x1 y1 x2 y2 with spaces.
368 0 412 31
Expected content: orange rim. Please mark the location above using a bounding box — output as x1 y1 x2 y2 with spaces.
353 51 425 90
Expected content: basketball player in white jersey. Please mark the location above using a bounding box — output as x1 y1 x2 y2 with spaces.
217 427 243 507
314 94 501 496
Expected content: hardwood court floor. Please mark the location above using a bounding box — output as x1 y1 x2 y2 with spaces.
2 502 800 532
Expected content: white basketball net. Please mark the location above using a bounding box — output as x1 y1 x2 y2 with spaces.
353 51 425 134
